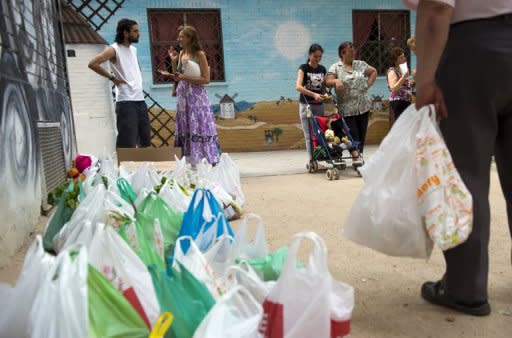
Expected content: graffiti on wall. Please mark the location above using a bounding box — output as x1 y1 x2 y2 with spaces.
0 0 74 253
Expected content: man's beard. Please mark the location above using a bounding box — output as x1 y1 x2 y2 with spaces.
128 36 139 43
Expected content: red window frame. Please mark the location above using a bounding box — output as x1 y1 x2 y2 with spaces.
147 9 225 84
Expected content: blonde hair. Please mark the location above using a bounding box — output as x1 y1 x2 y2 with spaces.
407 37 416 52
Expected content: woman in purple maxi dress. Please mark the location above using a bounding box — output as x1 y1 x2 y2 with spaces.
168 25 220 165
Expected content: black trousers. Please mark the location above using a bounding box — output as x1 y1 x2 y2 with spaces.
389 99 411 127
115 101 151 148
344 111 369 153
437 15 512 303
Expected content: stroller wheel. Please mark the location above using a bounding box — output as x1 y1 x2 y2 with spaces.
332 168 339 180
326 169 334 180
306 162 313 173
307 161 318 173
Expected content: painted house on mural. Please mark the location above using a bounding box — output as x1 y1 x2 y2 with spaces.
0 0 75 266
67 0 415 151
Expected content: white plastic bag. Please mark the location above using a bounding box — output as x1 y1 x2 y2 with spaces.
0 236 56 338
226 262 270 304
53 184 135 252
28 245 88 338
260 232 354 338
171 155 194 188
210 153 246 206
343 104 434 258
416 107 473 250
98 148 119 178
232 213 269 261
54 220 96 252
130 162 161 195
203 232 234 278
88 224 160 326
193 285 262 338
159 179 191 213
173 236 226 300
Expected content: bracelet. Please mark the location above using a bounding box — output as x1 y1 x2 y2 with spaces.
109 75 115 81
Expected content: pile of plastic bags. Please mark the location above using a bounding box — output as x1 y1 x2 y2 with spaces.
0 153 354 338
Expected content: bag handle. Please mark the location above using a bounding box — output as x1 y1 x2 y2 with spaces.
226 263 263 289
282 232 328 277
24 235 44 265
222 285 261 313
425 104 437 122
205 189 223 216
190 188 207 209
234 213 266 255
174 236 200 258
238 213 264 238
117 178 137 205
48 244 87 286
149 312 174 338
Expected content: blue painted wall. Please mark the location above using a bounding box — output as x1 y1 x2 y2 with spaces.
93 0 415 109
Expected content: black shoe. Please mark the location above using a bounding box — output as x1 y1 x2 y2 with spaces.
421 281 491 316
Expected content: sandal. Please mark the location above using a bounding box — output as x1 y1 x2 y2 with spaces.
421 281 491 316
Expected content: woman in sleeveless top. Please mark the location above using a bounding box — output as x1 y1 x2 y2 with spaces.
387 47 413 127
295 44 327 160
325 42 377 162
167 25 220 165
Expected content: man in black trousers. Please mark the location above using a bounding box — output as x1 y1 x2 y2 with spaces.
413 0 512 316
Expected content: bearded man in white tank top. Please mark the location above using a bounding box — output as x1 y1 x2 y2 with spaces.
88 19 150 148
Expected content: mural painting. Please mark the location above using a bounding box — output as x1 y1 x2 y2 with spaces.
0 0 75 264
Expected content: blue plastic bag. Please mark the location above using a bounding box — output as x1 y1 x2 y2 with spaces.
177 189 234 253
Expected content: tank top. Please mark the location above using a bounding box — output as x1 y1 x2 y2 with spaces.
177 53 200 74
387 67 412 102
110 42 144 102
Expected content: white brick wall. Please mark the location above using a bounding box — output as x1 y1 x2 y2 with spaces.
66 44 116 156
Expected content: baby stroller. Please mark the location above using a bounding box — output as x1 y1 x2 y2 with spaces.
305 95 364 179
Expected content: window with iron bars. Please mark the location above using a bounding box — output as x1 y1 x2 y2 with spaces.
147 9 225 84
352 10 411 76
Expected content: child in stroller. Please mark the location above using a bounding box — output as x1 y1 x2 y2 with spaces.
306 104 364 179
325 116 362 164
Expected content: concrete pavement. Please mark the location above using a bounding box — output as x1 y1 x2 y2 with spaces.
224 145 378 177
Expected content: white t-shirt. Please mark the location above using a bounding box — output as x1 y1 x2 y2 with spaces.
403 0 512 23
110 43 144 102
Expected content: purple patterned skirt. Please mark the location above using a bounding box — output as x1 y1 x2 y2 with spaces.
174 81 220 165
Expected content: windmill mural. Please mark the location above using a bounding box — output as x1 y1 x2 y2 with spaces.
215 93 238 119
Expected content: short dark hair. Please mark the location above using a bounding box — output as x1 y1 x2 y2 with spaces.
115 19 138 43
389 47 404 66
338 41 353 58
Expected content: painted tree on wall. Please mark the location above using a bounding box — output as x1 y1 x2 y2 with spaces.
272 128 283 142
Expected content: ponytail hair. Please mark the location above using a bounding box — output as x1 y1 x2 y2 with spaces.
306 43 324 63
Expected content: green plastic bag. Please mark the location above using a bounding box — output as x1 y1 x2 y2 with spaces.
149 263 215 338
116 218 165 269
241 247 291 281
137 193 183 258
88 265 149 338
43 184 75 252
117 178 138 206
